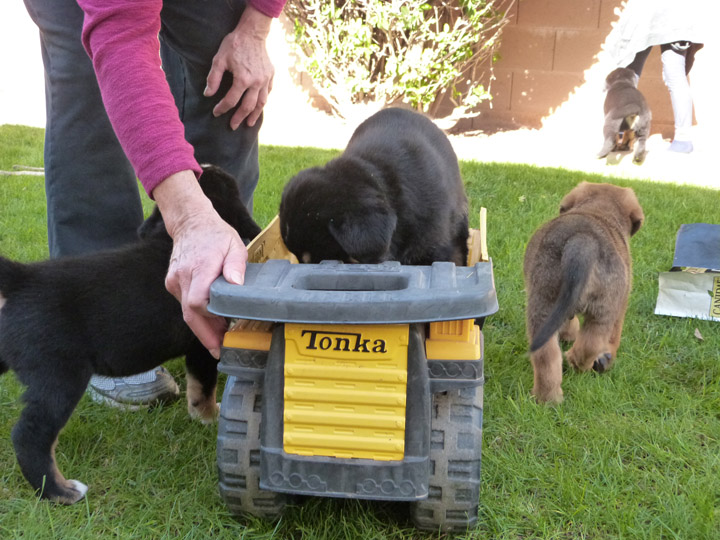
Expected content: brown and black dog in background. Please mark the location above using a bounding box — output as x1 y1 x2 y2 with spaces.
597 67 652 164
0 165 260 504
523 182 644 404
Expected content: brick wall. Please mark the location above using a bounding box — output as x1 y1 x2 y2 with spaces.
279 0 716 139
464 0 678 136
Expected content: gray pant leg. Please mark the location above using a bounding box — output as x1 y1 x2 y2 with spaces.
23 0 144 258
661 45 693 142
159 0 261 212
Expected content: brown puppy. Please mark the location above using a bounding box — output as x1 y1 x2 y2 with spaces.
523 182 644 404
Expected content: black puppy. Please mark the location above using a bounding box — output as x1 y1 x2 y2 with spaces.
597 67 652 164
0 165 260 504
279 107 469 265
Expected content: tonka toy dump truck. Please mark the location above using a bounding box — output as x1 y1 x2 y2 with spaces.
208 214 498 532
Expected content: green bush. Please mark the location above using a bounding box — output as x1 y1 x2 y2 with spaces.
284 0 513 118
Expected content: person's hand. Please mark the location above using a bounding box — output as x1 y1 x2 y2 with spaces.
204 5 274 130
153 170 248 358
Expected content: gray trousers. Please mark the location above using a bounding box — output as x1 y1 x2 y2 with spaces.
23 0 261 258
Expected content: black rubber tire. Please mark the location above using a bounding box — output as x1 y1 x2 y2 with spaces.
216 376 288 519
410 385 484 531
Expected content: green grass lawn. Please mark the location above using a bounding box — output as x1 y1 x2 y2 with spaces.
0 124 718 539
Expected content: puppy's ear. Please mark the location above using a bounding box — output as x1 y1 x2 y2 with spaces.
328 207 398 263
560 182 587 214
199 165 262 244
137 207 168 239
222 204 262 245
630 212 644 236
621 187 644 236
629 204 645 236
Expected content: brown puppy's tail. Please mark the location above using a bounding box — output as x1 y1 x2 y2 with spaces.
529 236 595 352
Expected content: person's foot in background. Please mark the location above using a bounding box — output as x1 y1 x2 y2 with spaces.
669 140 693 153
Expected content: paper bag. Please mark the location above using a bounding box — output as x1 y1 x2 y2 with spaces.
654 223 720 321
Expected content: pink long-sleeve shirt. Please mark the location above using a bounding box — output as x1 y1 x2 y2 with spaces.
78 0 286 196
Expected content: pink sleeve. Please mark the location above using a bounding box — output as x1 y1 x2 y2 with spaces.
249 0 287 18
78 0 202 197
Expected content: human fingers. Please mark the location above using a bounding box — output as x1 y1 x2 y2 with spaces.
223 237 249 285
163 213 247 357
212 79 249 121
204 55 226 98
205 24 273 129
164 249 222 355
241 82 270 128
182 264 229 358
229 87 260 130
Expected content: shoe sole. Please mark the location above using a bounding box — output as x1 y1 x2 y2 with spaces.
86 383 180 411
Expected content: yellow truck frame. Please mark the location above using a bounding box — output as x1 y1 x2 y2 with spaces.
209 212 497 531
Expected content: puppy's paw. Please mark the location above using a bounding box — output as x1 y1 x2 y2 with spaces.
188 397 219 424
592 352 613 373
559 317 579 343
565 347 582 371
50 479 88 505
532 387 564 405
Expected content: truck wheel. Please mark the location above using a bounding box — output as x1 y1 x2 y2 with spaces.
217 376 287 519
410 385 483 531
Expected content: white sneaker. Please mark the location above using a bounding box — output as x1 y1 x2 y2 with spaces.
87 367 180 410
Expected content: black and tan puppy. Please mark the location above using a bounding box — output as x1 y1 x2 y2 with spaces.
279 107 469 265
0 165 260 504
523 182 644 404
597 67 652 164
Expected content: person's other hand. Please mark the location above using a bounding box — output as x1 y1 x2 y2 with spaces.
154 171 248 358
204 5 274 130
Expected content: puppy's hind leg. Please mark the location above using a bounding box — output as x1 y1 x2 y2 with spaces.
12 371 90 504
598 118 622 158
558 316 580 343
633 129 649 164
565 316 615 373
597 304 628 373
530 337 564 404
632 112 651 163
185 340 220 424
